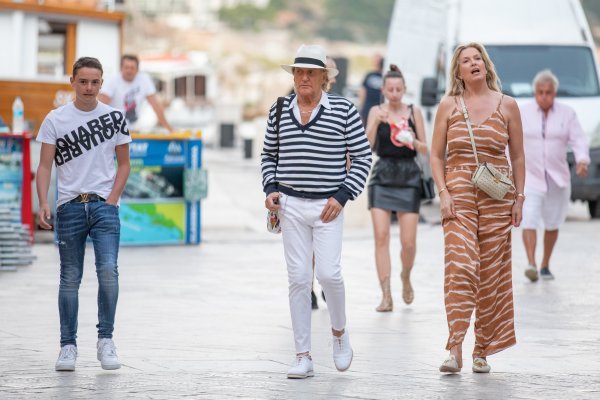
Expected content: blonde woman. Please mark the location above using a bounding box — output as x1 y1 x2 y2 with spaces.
430 43 525 373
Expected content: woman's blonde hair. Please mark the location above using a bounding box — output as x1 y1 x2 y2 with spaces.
447 42 501 96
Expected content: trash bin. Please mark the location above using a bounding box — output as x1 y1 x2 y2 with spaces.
239 121 256 159
220 123 235 148
243 138 252 159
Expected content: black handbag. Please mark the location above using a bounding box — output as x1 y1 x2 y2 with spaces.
420 176 435 200
409 106 435 200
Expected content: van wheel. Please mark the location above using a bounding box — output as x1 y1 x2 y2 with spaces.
589 201 600 219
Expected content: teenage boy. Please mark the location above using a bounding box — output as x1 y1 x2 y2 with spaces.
36 57 131 371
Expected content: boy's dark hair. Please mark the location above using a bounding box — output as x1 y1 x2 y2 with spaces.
121 54 140 67
72 57 103 77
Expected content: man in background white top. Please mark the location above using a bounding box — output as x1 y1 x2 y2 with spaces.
99 54 174 133
520 69 590 282
36 56 131 372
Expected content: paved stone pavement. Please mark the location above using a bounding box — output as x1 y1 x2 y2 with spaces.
1 148 600 399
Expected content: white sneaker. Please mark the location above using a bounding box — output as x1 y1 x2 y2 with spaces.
97 338 121 370
287 354 314 379
55 345 77 371
525 265 539 282
332 331 353 372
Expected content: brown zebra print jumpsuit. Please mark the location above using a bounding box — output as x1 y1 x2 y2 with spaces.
443 95 516 357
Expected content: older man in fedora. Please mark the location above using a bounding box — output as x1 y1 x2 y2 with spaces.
261 44 372 378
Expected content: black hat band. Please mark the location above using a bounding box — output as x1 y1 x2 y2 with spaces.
293 57 325 68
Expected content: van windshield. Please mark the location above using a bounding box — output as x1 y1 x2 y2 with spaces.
486 45 600 97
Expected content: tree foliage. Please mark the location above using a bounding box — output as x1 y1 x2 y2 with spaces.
218 0 395 43
218 4 278 31
582 0 600 21
319 0 394 41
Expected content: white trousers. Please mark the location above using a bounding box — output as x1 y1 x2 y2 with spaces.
280 194 347 353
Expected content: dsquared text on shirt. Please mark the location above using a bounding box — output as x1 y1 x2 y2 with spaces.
54 111 129 166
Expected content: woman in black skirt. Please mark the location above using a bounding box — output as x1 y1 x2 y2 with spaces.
366 64 429 311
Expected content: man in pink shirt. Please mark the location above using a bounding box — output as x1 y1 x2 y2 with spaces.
520 69 590 281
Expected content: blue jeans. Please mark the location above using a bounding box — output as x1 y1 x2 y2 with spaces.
55 201 121 347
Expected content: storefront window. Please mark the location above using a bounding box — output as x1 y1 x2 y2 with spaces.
37 20 67 77
194 75 206 97
175 76 187 97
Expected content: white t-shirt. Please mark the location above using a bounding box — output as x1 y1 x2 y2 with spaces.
100 71 156 129
37 102 132 206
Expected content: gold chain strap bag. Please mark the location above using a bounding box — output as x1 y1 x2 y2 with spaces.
459 97 514 200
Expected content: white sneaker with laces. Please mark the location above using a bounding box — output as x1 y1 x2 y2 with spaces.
55 345 77 371
287 354 314 379
97 338 121 370
332 331 353 372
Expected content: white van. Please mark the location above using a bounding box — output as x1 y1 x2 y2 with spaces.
386 0 600 218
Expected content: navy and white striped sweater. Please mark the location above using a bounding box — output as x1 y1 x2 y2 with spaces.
261 94 372 206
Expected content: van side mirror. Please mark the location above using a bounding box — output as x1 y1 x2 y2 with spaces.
421 77 439 107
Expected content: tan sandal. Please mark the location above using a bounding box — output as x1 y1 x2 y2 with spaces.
376 296 393 312
375 277 393 312
401 271 414 305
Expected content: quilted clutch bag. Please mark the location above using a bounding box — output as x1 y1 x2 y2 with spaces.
472 162 513 200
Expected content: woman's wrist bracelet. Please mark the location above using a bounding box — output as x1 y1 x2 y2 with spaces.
438 187 447 195
516 193 525 200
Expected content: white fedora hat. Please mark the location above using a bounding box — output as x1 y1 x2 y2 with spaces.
281 44 339 78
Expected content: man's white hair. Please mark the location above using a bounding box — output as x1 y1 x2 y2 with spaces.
533 69 559 92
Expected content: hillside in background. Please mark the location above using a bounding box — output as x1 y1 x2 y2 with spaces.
122 0 600 120
220 0 600 46
218 0 395 43
583 0 600 45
